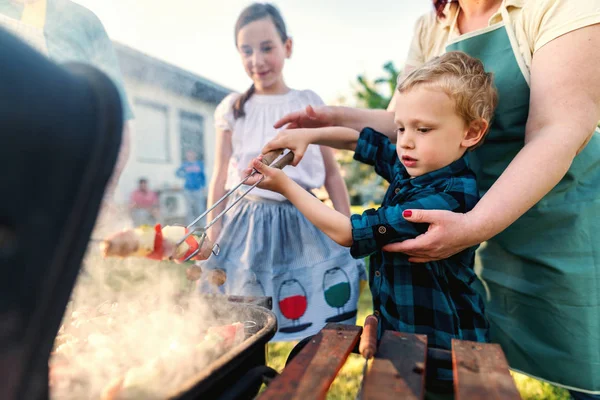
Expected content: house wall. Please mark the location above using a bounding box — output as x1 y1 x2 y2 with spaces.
114 78 218 207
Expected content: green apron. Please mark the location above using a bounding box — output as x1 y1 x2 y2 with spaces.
446 21 600 393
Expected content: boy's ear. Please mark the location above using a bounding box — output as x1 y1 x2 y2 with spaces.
285 37 293 58
462 119 489 148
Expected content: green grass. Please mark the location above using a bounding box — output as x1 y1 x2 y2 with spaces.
265 282 570 400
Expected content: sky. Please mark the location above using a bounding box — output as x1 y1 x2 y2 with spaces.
74 0 432 104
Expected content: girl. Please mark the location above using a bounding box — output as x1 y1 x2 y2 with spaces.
201 3 366 342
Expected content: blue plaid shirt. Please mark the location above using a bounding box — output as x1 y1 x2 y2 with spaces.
351 128 489 369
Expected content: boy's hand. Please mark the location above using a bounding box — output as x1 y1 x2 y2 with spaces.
262 129 313 166
243 156 290 193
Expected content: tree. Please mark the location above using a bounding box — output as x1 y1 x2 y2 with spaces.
355 61 401 109
336 61 401 206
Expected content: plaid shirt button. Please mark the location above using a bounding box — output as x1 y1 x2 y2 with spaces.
374 310 380 316
378 226 387 234
394 187 400 194
375 271 381 277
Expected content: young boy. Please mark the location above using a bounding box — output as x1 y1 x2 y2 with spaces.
247 51 498 365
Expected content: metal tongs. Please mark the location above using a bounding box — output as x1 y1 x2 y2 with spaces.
175 149 294 262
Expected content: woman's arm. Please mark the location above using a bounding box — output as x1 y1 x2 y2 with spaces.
263 126 362 166
273 67 415 141
273 105 398 139
385 24 600 262
471 24 600 236
206 129 233 242
320 146 351 217
333 107 397 137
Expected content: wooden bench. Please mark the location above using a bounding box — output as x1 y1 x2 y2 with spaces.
258 323 521 400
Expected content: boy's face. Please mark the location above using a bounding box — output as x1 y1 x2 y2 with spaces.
394 86 470 177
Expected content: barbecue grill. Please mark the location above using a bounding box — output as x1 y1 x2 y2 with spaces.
167 299 277 400
0 28 278 400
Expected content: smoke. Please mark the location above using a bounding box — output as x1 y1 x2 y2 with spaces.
50 206 239 400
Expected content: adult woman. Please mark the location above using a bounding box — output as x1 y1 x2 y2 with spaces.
275 0 600 397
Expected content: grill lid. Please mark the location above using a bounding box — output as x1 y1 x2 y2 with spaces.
0 28 123 400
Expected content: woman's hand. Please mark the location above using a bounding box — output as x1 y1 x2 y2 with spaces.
273 104 336 130
383 209 484 263
262 129 314 166
243 157 290 194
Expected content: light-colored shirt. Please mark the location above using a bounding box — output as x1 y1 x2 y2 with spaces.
404 0 600 85
214 89 326 201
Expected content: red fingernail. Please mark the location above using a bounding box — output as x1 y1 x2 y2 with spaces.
403 210 412 218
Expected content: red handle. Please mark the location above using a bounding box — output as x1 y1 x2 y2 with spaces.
359 314 378 359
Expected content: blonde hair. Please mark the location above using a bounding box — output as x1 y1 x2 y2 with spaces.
397 51 498 149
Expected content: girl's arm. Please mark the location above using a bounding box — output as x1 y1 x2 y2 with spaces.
206 129 233 242
320 146 351 217
385 24 600 262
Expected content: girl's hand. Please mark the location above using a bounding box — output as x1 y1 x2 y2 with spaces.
262 129 312 166
382 209 484 263
243 157 290 193
273 104 336 130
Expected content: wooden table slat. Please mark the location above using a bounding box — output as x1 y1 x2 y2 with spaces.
259 323 361 400
361 331 428 400
452 339 521 400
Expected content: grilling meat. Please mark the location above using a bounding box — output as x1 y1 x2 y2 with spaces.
100 224 215 262
208 269 227 286
97 322 245 400
185 265 203 281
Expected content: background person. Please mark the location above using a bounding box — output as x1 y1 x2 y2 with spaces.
129 178 159 226
176 150 207 224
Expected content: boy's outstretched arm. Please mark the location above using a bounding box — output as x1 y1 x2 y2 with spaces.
246 158 353 247
283 178 353 247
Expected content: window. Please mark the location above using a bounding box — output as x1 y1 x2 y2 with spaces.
179 111 205 162
134 99 170 163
